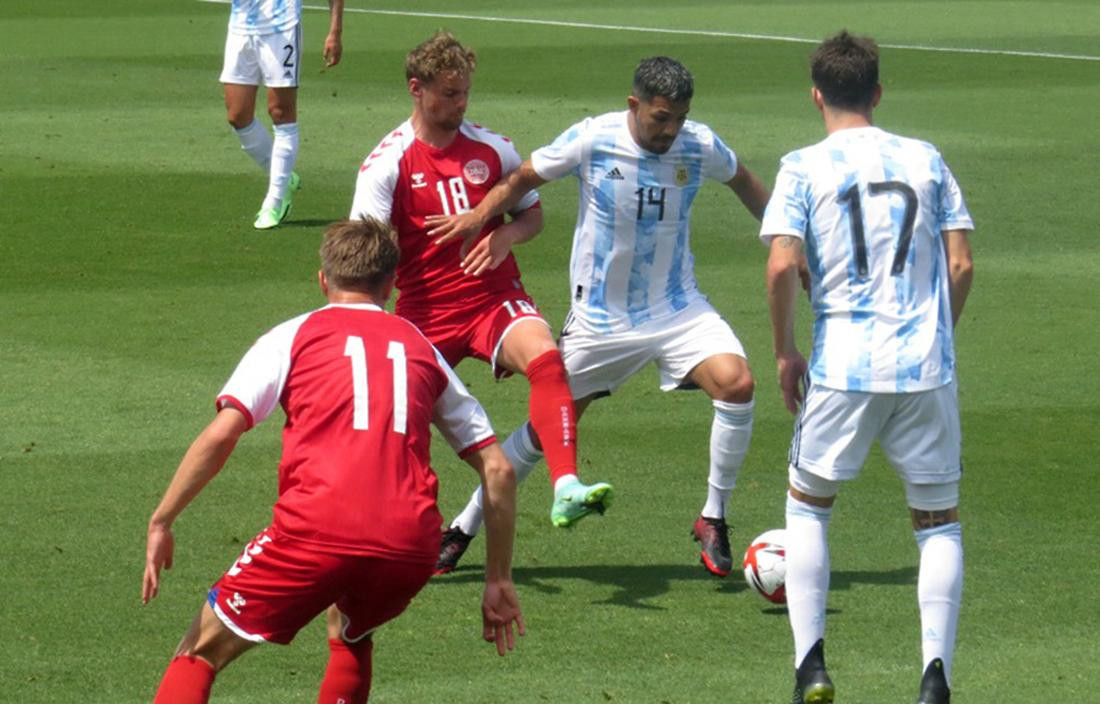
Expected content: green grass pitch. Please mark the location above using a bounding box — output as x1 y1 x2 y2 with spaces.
1 1 1098 701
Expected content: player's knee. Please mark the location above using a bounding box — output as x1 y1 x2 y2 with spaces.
714 372 754 403
267 103 296 124
226 113 253 130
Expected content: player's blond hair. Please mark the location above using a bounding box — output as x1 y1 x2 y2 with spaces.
405 30 476 84
321 219 400 293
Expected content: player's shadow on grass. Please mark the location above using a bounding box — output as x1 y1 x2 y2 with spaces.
434 563 916 611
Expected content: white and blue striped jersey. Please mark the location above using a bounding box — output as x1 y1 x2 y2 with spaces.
227 0 300 35
531 111 738 333
760 126 974 393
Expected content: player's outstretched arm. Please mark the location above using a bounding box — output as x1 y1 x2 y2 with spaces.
463 443 524 656
323 0 344 68
427 160 548 249
943 229 973 326
461 206 544 276
142 408 248 604
766 235 808 414
727 162 771 221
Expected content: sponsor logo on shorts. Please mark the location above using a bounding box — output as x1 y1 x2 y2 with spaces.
227 592 247 615
463 159 490 185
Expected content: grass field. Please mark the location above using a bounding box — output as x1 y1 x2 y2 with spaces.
2 1 1098 702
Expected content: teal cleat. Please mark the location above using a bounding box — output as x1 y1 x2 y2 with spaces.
253 197 292 230
551 479 613 528
289 171 301 192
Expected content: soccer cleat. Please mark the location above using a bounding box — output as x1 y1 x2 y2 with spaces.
917 658 950 704
254 197 291 230
550 479 613 528
792 639 835 704
692 515 733 577
435 526 475 575
289 171 301 192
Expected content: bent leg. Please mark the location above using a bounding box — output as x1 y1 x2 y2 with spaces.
687 353 755 519
154 601 257 703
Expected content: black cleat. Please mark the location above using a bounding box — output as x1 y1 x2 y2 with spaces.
917 658 950 704
792 639 835 704
691 515 733 577
434 526 474 575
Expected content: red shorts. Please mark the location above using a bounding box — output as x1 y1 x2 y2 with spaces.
208 528 434 644
399 288 549 378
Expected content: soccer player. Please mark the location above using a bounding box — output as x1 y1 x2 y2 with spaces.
221 0 345 230
348 31 613 574
143 219 524 704
429 56 772 578
760 31 974 704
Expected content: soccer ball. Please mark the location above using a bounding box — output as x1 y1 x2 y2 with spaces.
743 529 787 604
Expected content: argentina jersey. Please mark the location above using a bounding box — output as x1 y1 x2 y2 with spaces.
760 126 974 393
228 0 301 35
531 111 738 333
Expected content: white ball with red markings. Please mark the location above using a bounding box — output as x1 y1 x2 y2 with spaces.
743 529 787 604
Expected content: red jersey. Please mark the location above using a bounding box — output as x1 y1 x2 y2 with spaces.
349 119 541 317
215 303 495 563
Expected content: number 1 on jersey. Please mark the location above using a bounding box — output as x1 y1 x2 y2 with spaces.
839 180 918 278
436 177 471 217
343 336 407 434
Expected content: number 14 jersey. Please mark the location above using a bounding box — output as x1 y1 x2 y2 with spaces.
760 126 974 393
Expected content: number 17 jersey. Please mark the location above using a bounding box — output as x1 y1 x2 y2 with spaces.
760 126 974 393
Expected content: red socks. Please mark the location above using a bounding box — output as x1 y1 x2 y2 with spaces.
153 656 215 704
525 350 578 484
317 637 373 704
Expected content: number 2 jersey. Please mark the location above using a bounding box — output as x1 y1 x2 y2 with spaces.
531 110 739 334
215 303 495 563
349 119 541 321
760 126 974 393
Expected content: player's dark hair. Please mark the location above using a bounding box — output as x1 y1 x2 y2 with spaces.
810 30 880 110
321 219 400 293
405 30 477 83
632 56 694 103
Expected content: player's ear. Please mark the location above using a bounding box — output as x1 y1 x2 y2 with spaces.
318 270 329 296
810 86 825 112
408 77 423 99
627 94 640 112
871 83 883 108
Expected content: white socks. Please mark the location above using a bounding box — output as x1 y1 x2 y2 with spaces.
234 119 273 172
785 493 832 668
451 423 543 536
702 399 753 518
916 522 963 684
262 122 299 210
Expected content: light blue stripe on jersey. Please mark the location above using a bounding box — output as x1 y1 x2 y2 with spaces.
665 136 703 316
627 152 659 326
584 132 620 332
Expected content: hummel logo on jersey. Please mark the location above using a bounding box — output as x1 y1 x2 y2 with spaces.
605 167 624 180
411 172 427 189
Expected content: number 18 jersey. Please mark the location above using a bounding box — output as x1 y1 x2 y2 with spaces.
760 126 974 393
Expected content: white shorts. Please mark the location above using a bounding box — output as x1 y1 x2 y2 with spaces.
220 25 302 88
790 379 961 484
559 298 746 400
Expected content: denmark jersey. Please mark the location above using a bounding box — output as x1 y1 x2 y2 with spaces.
760 126 974 393
349 119 541 317
531 111 739 333
215 303 495 562
227 0 300 36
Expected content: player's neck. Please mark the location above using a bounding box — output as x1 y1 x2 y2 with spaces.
823 107 874 134
410 112 459 149
327 291 385 306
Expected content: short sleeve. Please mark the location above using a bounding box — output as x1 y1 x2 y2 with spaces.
936 157 974 232
497 136 541 214
530 119 588 182
215 315 306 429
703 129 738 183
759 158 810 244
431 349 496 455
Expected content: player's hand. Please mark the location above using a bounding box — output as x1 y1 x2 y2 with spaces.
776 351 808 415
482 578 525 656
426 212 485 252
462 227 518 276
323 35 343 68
143 522 175 604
